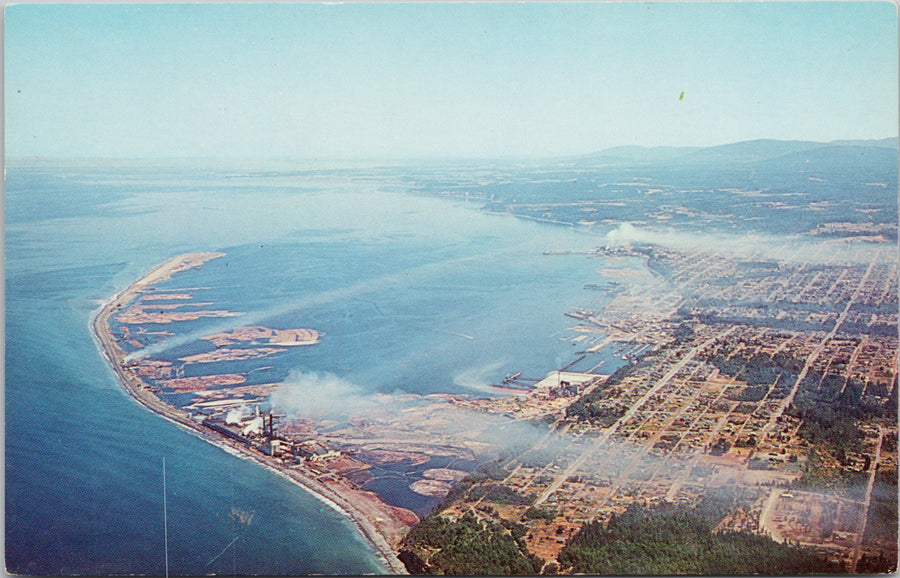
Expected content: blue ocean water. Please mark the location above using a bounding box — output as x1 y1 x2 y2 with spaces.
5 160 634 575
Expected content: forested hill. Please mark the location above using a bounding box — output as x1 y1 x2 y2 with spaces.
581 137 898 166
407 137 898 239
556 496 844 575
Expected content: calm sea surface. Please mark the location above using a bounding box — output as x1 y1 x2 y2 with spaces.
5 160 635 574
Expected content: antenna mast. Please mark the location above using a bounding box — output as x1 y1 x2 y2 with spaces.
163 457 169 578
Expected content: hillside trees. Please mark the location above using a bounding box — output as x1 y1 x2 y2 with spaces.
557 498 842 575
400 512 543 575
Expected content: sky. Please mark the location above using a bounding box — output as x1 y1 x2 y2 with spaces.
4 1 898 159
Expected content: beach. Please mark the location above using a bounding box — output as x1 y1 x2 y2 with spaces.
90 253 412 574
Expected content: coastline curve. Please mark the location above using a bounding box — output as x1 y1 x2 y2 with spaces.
90 252 411 575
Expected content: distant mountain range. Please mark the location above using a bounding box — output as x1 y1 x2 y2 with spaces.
582 137 898 166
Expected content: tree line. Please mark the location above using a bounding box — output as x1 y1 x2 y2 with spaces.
556 497 842 575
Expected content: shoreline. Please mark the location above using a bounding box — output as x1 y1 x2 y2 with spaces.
90 253 411 575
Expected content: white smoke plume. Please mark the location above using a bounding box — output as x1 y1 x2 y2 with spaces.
452 360 508 394
268 369 373 419
604 222 885 264
224 405 251 425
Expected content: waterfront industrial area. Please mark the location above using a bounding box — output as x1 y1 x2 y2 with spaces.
93 236 897 573
423 240 897 572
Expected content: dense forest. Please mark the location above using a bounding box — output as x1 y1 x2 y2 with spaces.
401 494 844 575
556 498 842 575
399 511 543 575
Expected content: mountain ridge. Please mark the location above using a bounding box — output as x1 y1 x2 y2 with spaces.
581 137 898 166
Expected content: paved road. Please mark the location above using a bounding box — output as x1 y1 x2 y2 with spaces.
850 427 886 572
532 325 737 508
759 251 878 440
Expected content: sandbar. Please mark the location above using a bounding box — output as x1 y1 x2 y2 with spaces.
90 252 410 574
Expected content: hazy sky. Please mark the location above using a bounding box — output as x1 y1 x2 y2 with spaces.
5 1 898 159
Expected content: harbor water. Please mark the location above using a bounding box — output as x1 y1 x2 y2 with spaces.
5 160 636 574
